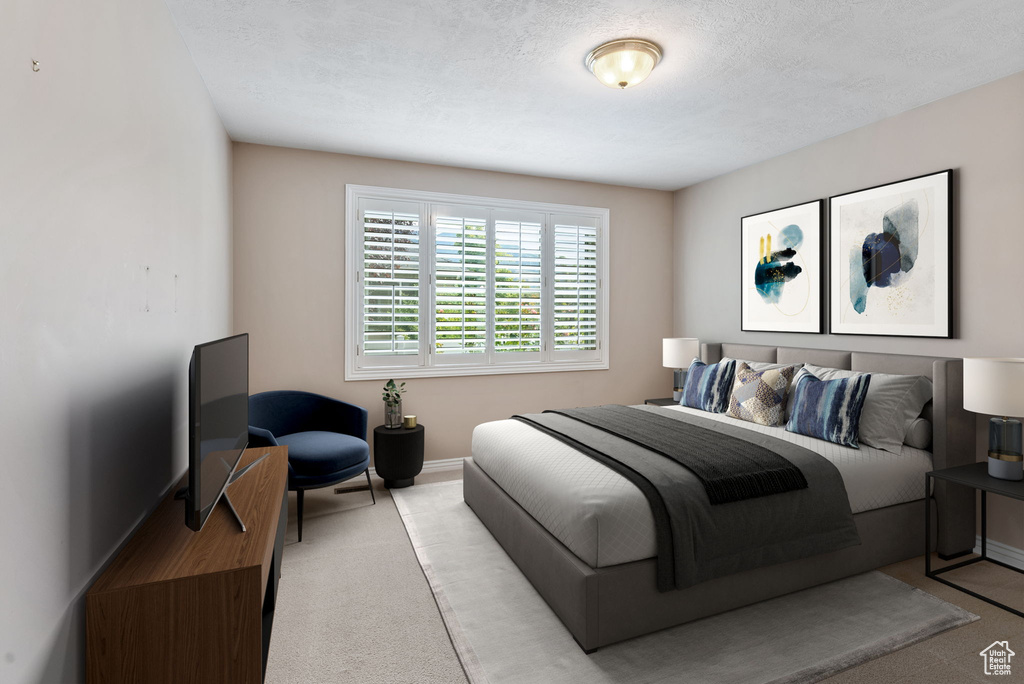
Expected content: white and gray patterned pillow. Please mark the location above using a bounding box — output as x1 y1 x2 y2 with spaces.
727 362 799 426
724 358 805 419
723 357 804 375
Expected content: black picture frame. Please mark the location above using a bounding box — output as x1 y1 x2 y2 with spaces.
828 170 953 339
740 199 824 334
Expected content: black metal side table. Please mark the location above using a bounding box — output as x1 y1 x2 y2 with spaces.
373 424 425 489
645 398 677 406
925 462 1024 617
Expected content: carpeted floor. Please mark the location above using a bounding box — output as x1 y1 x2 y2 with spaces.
266 469 1024 683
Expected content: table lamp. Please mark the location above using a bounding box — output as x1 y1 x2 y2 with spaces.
964 358 1024 481
663 338 700 402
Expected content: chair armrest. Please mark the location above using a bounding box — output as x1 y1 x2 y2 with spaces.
248 425 280 448
315 397 369 441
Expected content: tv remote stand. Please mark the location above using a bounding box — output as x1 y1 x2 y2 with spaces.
174 451 271 532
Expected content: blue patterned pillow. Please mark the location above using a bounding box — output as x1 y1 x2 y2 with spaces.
681 358 736 413
786 368 872 448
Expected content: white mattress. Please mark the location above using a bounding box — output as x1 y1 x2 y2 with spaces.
471 405 933 569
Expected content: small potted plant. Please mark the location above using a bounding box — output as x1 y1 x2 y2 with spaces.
382 379 406 429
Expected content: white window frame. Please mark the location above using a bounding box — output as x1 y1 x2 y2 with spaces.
345 184 610 381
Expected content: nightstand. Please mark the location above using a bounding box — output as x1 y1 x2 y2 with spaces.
925 462 1024 617
645 398 678 407
373 424 425 489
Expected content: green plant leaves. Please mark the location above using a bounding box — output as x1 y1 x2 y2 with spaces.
382 378 407 405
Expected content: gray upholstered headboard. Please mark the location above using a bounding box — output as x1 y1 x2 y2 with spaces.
701 342 976 556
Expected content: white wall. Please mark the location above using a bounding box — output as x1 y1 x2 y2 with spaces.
232 143 675 466
0 1 233 682
673 70 1024 550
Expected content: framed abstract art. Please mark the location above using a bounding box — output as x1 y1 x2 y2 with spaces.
740 199 823 333
829 170 952 338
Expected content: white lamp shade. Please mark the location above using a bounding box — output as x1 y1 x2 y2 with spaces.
963 358 1024 417
663 338 700 369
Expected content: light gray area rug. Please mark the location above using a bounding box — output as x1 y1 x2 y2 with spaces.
264 480 466 684
393 481 978 684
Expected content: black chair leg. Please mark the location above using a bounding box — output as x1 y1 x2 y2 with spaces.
296 489 304 542
365 468 376 505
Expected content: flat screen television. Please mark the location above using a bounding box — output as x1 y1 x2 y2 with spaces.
185 333 249 531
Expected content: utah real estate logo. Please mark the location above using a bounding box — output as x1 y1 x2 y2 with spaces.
980 641 1014 676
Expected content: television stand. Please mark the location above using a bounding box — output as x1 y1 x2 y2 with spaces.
221 491 247 532
230 450 271 484
221 450 272 531
174 450 271 532
87 447 288 683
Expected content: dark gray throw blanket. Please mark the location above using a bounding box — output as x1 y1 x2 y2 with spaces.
547 405 807 504
512 405 860 592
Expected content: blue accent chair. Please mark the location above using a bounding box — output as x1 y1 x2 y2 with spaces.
248 390 374 541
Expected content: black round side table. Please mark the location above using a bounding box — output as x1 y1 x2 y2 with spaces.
373 424 425 489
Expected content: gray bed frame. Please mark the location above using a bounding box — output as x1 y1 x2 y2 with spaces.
463 343 977 652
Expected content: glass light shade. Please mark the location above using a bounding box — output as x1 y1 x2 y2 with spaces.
586 39 662 89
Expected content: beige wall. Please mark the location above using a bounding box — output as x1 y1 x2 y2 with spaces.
233 143 674 465
1 1 233 682
673 71 1024 550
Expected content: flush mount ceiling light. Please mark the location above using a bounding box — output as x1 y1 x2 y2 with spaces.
585 38 662 89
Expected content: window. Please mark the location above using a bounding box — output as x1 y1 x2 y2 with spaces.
434 205 488 360
346 185 609 380
553 217 599 353
361 200 421 361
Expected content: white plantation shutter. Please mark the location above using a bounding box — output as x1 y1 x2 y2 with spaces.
433 205 488 361
358 198 423 367
346 186 607 379
552 216 600 359
493 211 543 360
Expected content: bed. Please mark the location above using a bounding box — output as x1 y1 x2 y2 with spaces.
463 343 977 652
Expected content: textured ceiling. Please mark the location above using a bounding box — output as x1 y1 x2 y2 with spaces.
164 0 1024 190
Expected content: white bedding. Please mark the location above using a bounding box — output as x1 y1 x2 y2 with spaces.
471 404 933 569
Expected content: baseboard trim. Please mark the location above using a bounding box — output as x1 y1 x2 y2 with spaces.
973 535 1024 570
370 456 464 479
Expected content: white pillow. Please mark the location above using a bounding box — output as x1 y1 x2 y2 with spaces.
803 363 933 455
904 417 933 450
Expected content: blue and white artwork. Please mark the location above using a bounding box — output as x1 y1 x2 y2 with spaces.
830 171 951 338
741 200 822 333
754 224 803 303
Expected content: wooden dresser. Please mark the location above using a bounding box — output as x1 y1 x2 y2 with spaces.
86 446 288 683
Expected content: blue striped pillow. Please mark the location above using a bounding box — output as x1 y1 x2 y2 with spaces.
786 368 872 448
681 358 736 413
